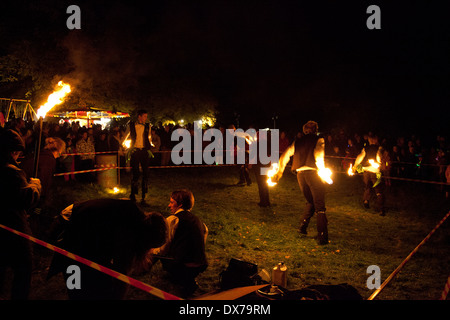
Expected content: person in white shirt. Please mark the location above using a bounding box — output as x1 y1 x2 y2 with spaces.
123 110 153 204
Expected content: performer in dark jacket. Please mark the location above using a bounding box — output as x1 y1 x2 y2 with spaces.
0 129 41 299
150 189 208 297
48 198 167 300
123 109 153 204
352 134 385 215
251 129 274 207
272 121 330 245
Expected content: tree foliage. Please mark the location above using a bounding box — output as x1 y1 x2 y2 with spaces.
0 1 217 122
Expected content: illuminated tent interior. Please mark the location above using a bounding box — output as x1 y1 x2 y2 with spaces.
45 107 129 128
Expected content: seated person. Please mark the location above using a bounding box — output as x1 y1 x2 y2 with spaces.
149 189 208 296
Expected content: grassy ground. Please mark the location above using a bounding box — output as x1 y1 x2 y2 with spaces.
10 164 450 300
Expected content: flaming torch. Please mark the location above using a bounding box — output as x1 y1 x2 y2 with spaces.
266 163 279 187
347 163 355 176
318 167 333 185
368 159 380 170
36 81 71 119
33 81 71 177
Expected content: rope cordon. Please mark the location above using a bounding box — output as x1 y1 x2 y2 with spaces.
0 223 182 300
368 210 450 300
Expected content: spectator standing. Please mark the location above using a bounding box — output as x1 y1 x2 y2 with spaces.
279 131 290 155
75 129 96 182
95 130 109 153
0 129 41 300
150 127 161 166
159 124 172 166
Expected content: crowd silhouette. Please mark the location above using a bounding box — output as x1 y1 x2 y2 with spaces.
2 116 449 190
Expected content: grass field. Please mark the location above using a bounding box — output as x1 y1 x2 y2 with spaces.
18 164 450 300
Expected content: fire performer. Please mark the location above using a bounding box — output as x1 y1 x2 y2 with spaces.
271 121 330 245
123 109 153 205
251 129 272 207
350 134 385 216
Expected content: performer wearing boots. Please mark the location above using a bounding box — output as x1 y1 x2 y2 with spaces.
124 110 152 205
272 121 329 245
352 134 385 216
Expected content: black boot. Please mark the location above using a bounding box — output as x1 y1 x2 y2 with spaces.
316 211 329 245
131 181 139 202
140 193 148 206
298 219 309 236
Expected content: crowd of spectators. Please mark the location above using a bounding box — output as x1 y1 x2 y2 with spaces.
3 117 450 190
315 128 449 187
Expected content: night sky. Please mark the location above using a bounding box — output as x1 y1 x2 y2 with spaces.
1 1 449 136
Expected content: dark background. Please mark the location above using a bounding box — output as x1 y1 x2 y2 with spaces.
1 0 449 136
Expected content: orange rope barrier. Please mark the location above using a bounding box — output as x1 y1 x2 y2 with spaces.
368 211 450 300
0 223 182 300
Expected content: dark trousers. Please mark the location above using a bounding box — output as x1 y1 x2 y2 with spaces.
239 165 251 184
297 170 328 241
0 263 32 300
0 230 33 300
161 259 207 296
363 171 385 211
253 165 270 206
130 149 150 198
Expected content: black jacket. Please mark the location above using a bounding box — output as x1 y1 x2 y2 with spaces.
168 210 208 267
291 133 321 171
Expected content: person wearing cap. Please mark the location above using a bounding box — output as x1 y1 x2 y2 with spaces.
0 129 41 299
272 121 329 245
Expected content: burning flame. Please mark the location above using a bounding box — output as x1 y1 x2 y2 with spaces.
106 186 125 195
123 139 131 149
234 131 256 145
368 159 380 169
348 163 355 176
266 163 279 187
36 81 71 119
318 167 333 184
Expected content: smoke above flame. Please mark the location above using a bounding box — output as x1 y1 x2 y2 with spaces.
36 81 71 119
